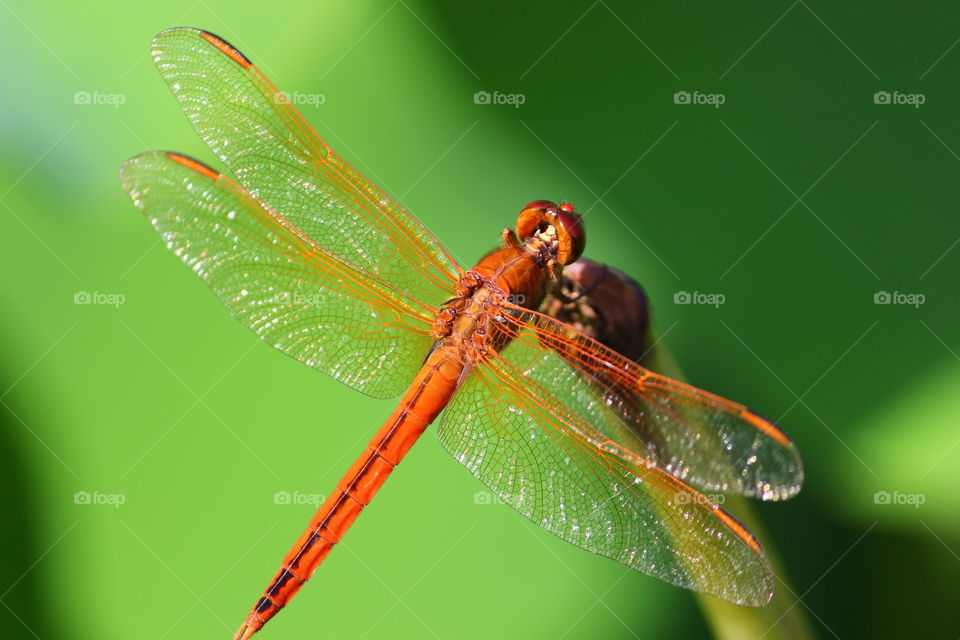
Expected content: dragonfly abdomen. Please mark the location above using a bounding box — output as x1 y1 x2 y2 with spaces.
234 349 462 639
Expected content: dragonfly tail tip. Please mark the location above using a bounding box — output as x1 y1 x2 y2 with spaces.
232 623 257 640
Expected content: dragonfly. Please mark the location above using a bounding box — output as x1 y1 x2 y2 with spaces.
120 27 803 639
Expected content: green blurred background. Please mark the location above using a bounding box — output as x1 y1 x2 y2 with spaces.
1 1 958 638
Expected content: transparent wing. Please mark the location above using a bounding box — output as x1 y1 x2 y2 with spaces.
437 324 775 606
504 307 802 500
149 27 460 308
121 151 439 398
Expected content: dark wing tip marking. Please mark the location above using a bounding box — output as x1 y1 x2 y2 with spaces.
164 152 222 180
198 29 253 69
710 504 764 555
740 409 793 448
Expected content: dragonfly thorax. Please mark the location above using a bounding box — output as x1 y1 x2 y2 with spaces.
433 260 543 362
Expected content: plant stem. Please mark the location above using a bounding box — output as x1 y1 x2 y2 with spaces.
645 331 816 640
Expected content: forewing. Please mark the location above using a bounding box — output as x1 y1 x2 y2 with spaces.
504 307 803 500
149 27 460 307
121 151 437 398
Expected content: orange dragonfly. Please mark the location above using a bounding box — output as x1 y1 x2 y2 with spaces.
120 27 803 639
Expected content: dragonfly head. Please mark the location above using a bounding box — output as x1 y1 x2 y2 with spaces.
516 200 586 265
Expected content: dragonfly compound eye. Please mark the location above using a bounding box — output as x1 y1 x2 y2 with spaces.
521 199 558 212
516 201 586 265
